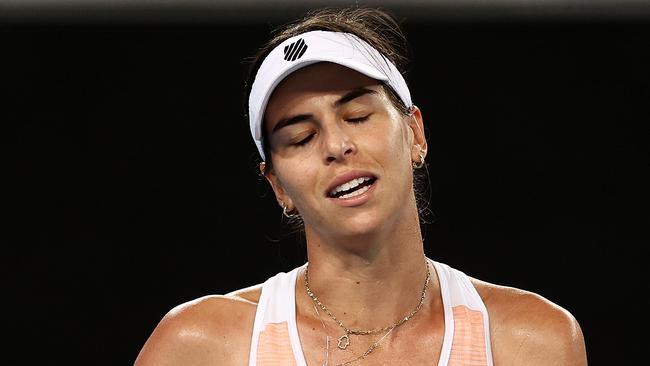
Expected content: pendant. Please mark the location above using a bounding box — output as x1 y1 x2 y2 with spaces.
337 334 350 350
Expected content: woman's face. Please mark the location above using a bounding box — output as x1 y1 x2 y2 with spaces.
263 62 426 238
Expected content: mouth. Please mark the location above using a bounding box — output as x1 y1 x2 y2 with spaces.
327 176 377 199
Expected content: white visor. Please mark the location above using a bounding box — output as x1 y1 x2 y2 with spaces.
248 30 413 161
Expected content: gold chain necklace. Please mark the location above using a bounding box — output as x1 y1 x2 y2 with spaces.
312 304 396 366
304 259 430 351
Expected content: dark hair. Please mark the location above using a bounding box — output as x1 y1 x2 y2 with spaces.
244 6 412 171
244 6 433 228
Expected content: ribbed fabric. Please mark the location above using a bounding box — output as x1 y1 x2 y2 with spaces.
448 306 489 365
256 322 298 366
248 259 493 366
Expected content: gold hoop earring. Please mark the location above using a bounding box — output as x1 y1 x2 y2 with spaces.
412 149 425 169
281 202 299 218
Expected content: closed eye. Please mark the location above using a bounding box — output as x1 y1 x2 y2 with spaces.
346 114 372 123
293 133 315 146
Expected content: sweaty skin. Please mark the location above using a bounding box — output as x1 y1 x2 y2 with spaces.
134 63 587 366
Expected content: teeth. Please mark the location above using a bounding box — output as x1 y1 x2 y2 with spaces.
339 184 371 199
329 177 372 196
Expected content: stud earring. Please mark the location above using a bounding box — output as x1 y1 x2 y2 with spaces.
407 105 416 116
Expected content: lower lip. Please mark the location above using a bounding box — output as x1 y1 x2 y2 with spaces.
328 180 377 207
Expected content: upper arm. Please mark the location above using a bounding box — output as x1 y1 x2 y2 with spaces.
510 297 587 366
134 295 256 366
474 280 587 366
133 316 191 366
134 302 216 366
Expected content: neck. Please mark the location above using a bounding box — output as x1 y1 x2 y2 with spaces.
305 258 431 333
300 207 433 331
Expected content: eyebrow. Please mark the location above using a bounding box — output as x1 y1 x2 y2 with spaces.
271 113 313 134
271 87 378 134
334 87 378 107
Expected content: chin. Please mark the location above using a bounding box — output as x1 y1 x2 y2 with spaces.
332 212 387 237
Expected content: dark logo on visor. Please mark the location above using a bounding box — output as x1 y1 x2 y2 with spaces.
283 38 308 61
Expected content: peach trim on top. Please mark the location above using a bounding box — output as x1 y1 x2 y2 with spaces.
448 305 489 366
252 260 492 366
256 322 298 366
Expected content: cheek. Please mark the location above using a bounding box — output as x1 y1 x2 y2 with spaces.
363 119 411 165
273 158 320 202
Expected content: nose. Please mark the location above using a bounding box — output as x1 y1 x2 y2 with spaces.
322 122 356 164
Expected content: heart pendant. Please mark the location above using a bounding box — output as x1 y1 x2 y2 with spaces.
337 334 350 350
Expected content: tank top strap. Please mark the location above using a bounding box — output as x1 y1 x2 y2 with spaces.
249 260 493 366
248 264 307 366
432 260 494 366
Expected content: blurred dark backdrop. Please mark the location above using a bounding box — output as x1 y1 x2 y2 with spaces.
3 1 649 365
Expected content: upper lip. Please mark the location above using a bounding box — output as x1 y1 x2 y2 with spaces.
325 170 377 197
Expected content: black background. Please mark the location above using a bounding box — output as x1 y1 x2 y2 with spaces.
4 4 649 365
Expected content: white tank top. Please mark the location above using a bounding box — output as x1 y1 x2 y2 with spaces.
248 259 494 365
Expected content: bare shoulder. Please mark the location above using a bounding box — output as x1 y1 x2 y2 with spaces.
134 285 263 366
470 277 587 366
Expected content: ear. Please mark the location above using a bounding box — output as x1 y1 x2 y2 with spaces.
260 161 294 210
407 105 427 162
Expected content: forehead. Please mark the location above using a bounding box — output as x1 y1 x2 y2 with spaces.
273 62 379 94
264 62 383 118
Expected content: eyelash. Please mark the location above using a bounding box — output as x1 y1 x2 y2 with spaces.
294 134 314 146
346 114 371 123
291 114 372 146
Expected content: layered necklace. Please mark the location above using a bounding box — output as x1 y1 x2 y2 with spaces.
304 259 431 365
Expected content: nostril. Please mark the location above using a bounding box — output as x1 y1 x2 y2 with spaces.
326 156 336 163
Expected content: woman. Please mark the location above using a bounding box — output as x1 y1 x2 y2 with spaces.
135 7 587 366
